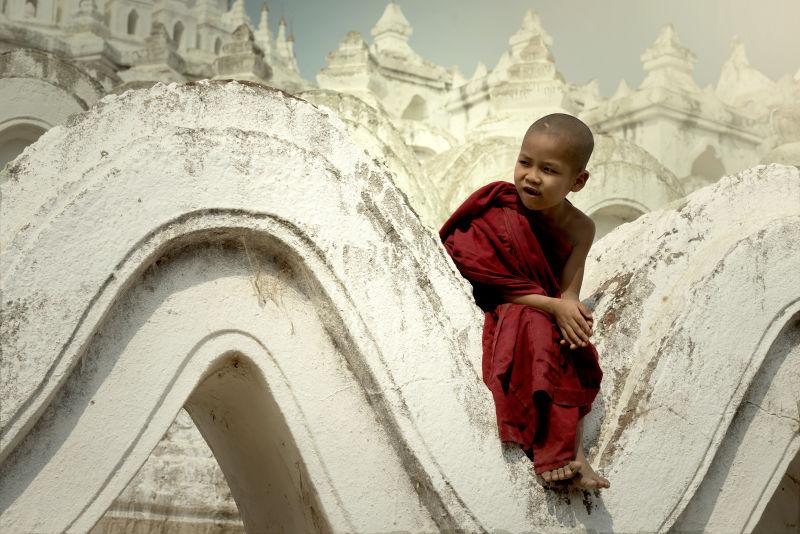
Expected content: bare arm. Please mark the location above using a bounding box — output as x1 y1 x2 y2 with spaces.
559 216 595 301
502 293 559 314
503 215 597 349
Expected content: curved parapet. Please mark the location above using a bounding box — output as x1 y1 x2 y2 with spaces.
423 135 519 219
0 79 513 533
571 135 686 239
582 163 800 531
0 48 107 169
298 88 446 227
1 80 798 533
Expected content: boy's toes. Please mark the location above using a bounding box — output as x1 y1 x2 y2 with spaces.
567 460 582 475
555 462 581 481
541 470 553 484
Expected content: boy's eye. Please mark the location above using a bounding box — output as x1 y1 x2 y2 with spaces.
544 167 558 174
518 160 530 166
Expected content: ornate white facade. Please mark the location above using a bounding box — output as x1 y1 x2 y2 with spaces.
1 2 799 532
2 1 798 237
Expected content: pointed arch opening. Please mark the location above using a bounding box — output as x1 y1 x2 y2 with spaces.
0 122 47 172
126 9 138 36
401 94 428 121
23 0 37 18
590 203 646 241
91 409 244 532
173 20 185 49
691 145 726 182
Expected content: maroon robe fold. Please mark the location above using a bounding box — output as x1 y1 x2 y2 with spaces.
440 180 602 473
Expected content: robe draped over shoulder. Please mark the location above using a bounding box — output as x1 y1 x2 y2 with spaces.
439 181 602 472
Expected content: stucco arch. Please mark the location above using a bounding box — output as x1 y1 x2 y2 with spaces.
0 119 47 170
0 81 504 533
673 310 800 532
0 48 106 166
581 164 800 532
0 48 106 113
0 219 444 532
1 81 798 533
424 135 519 217
298 88 446 226
568 134 685 218
399 118 458 164
587 200 647 241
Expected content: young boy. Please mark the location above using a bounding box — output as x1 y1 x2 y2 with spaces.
439 113 610 489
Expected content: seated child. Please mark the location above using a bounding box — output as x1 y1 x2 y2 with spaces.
439 113 610 489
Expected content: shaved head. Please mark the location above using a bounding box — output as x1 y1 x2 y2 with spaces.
525 113 594 171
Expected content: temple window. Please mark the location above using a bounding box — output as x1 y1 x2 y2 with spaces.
173 20 185 49
691 145 726 182
127 10 138 36
402 95 428 121
23 0 37 18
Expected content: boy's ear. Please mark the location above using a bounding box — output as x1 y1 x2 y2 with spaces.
571 170 590 192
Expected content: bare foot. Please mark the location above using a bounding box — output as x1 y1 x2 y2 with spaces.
572 418 610 490
571 460 610 490
538 460 582 485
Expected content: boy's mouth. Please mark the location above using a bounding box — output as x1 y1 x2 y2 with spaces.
523 186 541 197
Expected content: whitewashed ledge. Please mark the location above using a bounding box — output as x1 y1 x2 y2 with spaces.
0 80 797 533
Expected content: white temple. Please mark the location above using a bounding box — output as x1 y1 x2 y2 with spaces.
1 2 799 533
2 1 798 232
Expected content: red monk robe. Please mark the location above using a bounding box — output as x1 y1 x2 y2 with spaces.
440 180 602 474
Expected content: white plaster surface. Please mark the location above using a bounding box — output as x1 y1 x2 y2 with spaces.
3 1 798 241
1 81 798 533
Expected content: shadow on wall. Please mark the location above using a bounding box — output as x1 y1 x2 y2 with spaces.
591 204 646 242
0 122 46 171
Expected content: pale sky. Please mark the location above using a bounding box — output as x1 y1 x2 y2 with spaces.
244 0 798 96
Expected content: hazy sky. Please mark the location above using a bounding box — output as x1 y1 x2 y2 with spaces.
244 0 798 96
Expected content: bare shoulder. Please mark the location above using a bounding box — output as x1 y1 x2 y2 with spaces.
562 202 595 249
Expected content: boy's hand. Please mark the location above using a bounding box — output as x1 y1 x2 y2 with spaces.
552 298 593 350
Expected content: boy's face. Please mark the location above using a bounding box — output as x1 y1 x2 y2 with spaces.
513 131 589 211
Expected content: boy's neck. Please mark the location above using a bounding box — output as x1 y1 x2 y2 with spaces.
536 198 571 227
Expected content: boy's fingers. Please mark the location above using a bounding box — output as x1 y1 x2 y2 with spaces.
562 325 581 349
559 326 569 342
573 317 592 341
566 320 585 342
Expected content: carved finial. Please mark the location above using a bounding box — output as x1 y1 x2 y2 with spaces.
232 23 254 42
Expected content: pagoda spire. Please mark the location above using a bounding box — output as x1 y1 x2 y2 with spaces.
370 2 414 56
715 36 774 106
508 9 553 58
639 24 698 93
225 0 251 31
254 3 272 54
275 17 290 60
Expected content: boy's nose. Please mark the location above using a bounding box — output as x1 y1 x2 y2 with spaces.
527 171 542 184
